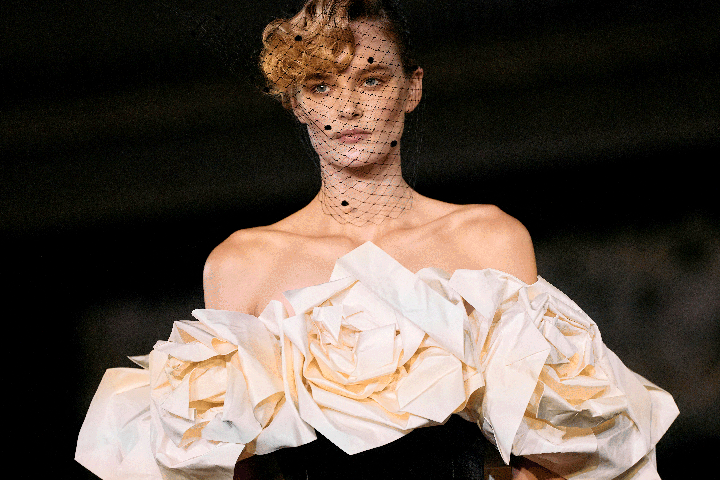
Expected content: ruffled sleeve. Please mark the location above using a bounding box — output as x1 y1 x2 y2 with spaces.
449 269 679 479
76 309 316 480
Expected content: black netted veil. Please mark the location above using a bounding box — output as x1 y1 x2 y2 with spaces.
159 0 425 225
140 5 488 478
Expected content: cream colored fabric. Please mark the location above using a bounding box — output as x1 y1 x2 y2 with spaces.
76 242 678 480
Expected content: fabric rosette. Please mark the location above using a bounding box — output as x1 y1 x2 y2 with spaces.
276 244 485 455
450 269 679 480
296 242 679 479
148 309 313 479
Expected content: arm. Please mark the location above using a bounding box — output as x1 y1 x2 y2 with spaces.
512 457 566 480
203 234 291 479
464 208 563 479
489 213 538 285
493 217 566 480
461 205 538 285
203 232 265 314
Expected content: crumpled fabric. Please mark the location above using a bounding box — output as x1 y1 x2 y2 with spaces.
76 241 678 480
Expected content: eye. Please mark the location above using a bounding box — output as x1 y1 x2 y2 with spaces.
363 77 382 87
311 83 330 94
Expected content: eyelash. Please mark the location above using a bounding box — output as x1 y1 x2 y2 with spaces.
309 77 384 95
312 83 330 94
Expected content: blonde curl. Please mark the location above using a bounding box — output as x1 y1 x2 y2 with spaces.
260 1 357 108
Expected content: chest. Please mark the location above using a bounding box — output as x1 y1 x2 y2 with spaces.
251 236 479 316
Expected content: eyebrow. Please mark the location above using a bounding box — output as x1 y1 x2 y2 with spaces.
304 63 396 83
305 73 332 81
356 64 393 75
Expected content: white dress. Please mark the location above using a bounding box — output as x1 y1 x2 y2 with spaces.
76 242 678 480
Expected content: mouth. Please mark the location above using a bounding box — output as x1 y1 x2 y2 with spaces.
335 129 371 144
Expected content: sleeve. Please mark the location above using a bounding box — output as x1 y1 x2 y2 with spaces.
76 308 316 480
449 270 679 480
75 366 163 480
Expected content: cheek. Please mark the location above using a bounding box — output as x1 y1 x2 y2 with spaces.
376 99 406 137
301 107 333 153
377 88 408 121
295 94 329 125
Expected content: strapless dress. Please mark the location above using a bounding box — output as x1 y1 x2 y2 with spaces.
76 242 678 479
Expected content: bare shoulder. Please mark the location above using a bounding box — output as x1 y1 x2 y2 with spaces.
202 227 280 313
458 204 530 239
204 228 274 279
452 204 537 284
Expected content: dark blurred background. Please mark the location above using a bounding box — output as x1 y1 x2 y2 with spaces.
2 0 718 478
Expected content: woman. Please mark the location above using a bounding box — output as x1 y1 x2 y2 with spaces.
76 1 678 479
204 2 536 332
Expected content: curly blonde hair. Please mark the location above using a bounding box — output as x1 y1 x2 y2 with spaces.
260 0 415 108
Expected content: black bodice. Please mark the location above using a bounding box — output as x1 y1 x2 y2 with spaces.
234 415 488 480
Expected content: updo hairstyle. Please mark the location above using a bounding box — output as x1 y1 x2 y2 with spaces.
260 0 416 108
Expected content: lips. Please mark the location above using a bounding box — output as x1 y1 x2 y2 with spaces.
335 129 371 144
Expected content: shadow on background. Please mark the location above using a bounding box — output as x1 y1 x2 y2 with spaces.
2 0 718 478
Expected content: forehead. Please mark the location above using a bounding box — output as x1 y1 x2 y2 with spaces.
348 19 403 71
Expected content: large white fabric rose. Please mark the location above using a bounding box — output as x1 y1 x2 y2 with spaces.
450 268 678 479
275 258 480 455
148 309 314 479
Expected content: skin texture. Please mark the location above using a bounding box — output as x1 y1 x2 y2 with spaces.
291 19 423 224
204 19 562 480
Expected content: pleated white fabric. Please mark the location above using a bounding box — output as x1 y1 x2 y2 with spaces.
76 241 678 479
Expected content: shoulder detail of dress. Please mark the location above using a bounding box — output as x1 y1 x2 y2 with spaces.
76 241 678 480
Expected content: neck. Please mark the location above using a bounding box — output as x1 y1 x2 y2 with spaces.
318 154 413 227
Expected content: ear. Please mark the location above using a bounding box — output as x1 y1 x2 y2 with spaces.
290 94 308 124
404 67 424 113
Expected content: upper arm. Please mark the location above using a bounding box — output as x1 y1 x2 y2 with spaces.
465 206 538 284
203 234 265 314
512 457 566 480
493 212 538 284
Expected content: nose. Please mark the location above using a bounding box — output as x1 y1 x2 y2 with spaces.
337 85 362 119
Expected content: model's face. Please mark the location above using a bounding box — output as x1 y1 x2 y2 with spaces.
292 19 423 169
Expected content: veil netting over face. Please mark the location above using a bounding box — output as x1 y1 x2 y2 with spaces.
163 0 426 226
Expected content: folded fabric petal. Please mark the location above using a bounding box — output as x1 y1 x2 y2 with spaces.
334 242 466 360
76 368 163 480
